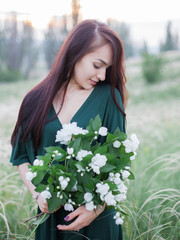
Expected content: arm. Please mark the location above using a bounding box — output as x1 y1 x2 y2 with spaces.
17 163 48 213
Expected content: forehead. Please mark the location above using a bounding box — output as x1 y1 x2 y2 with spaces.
87 44 113 66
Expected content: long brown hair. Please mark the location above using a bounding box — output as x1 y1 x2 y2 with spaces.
11 19 128 149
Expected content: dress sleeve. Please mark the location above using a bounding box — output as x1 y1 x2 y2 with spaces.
104 88 126 134
10 129 34 166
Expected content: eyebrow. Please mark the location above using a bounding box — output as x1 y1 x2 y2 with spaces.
96 58 108 66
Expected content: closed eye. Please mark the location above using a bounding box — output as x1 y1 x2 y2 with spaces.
93 64 101 69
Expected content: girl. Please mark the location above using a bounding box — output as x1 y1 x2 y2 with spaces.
10 19 127 240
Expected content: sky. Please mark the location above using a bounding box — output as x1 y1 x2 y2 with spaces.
0 0 180 49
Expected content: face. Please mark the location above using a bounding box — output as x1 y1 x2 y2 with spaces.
70 43 113 90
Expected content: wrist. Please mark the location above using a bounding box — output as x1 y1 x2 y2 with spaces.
32 193 40 201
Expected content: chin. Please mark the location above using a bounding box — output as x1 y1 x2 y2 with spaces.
82 85 94 90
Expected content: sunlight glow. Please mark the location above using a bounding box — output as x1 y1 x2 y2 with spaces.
0 0 179 48
0 0 179 29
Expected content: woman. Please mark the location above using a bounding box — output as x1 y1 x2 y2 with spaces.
10 19 128 240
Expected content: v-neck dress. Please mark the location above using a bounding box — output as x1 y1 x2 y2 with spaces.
10 83 125 240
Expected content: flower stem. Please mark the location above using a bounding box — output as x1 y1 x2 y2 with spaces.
65 157 67 170
27 213 47 240
24 212 43 223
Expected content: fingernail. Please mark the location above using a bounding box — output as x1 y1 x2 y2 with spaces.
64 216 69 221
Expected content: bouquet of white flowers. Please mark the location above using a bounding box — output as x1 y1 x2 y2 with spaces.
26 115 139 238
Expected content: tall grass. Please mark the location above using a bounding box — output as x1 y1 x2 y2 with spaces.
0 164 36 239
0 51 180 239
123 150 180 240
122 51 180 240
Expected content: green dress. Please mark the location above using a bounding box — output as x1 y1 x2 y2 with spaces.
10 84 125 240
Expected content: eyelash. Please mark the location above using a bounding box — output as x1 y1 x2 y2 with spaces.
93 64 101 69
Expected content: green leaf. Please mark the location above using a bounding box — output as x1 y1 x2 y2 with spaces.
53 164 66 172
91 143 101 153
37 155 51 163
49 184 54 193
86 119 93 132
78 172 92 186
81 132 95 140
71 137 81 153
105 153 116 162
75 192 84 204
108 144 120 156
33 213 50 225
47 176 54 184
113 128 127 141
106 133 117 143
100 164 116 173
32 170 46 186
116 208 128 216
94 145 108 155
47 192 65 212
82 154 93 163
113 127 121 135
75 163 85 171
83 175 95 191
86 115 101 132
104 181 118 191
66 177 77 191
35 184 47 192
80 138 91 150
115 157 131 170
92 176 101 185
77 185 84 192
92 115 102 131
62 191 68 199
84 182 94 192
112 190 121 195
128 171 135 180
54 154 66 162
68 159 77 170
45 146 66 155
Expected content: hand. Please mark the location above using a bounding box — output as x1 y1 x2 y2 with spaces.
36 194 62 213
37 195 49 213
57 204 105 231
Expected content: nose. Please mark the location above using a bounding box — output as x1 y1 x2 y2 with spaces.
97 68 106 81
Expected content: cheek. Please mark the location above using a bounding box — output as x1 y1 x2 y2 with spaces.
84 65 95 78
74 60 94 81
74 67 85 83
74 64 82 79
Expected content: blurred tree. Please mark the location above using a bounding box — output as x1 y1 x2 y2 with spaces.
44 15 68 69
0 12 39 81
0 27 6 70
141 53 163 84
107 19 134 58
160 21 179 52
140 41 149 55
71 0 81 27
4 12 21 70
20 20 39 79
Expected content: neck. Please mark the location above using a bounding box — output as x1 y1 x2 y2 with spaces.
67 79 82 93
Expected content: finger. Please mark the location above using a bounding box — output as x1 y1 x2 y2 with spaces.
57 218 82 231
38 200 48 213
39 206 49 213
40 197 48 205
64 208 81 222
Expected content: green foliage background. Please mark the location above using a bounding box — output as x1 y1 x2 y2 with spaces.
0 51 180 239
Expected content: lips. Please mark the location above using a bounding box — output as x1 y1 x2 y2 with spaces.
90 79 98 85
